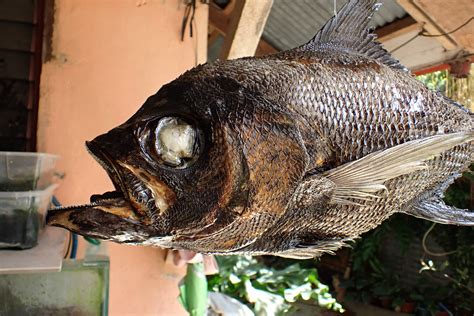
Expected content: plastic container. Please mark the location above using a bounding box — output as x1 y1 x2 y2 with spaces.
0 152 59 191
0 184 58 249
0 258 109 315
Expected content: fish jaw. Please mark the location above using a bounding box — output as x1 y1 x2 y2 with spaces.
46 197 158 243
46 130 171 243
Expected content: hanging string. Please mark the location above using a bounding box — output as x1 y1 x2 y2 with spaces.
420 17 473 37
181 0 196 41
389 17 474 54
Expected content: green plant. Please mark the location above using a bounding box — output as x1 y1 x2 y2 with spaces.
418 70 474 312
207 255 344 315
416 165 474 311
347 210 474 310
419 224 474 311
344 218 407 305
443 167 473 210
417 70 448 92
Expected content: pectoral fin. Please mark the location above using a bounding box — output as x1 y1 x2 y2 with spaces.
325 132 474 205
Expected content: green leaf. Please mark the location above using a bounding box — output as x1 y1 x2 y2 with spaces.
229 273 241 284
283 283 312 302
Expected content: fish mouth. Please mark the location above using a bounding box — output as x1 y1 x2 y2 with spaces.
46 197 151 242
46 141 149 241
85 140 130 202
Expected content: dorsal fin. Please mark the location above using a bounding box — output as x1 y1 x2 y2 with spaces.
301 0 409 73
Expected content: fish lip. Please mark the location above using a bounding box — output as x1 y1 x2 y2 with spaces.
85 140 130 202
46 200 155 243
84 140 161 221
46 141 165 240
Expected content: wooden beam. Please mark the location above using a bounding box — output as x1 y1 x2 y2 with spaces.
415 0 474 52
255 38 278 56
375 16 421 42
209 1 235 35
397 0 459 50
209 0 277 57
219 0 273 60
413 63 450 76
196 2 210 65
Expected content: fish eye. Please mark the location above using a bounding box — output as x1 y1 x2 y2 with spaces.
154 116 199 168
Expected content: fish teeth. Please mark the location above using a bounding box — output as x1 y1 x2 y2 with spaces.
50 203 98 211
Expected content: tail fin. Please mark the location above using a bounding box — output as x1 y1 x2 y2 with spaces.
407 199 474 226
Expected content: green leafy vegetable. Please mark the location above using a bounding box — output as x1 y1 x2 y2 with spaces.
208 256 344 315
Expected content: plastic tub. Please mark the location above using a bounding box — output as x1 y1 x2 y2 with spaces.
0 184 58 249
0 152 59 191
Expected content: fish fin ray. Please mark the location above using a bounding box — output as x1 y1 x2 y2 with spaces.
276 251 320 259
407 199 474 226
276 239 352 259
326 132 474 205
300 0 409 73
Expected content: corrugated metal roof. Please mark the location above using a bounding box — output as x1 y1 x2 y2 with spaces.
263 0 407 51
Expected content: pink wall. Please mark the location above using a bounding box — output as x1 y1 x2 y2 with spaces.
37 1 208 315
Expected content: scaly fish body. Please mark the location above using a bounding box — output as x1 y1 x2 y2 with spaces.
47 0 474 258
168 58 472 256
186 52 472 165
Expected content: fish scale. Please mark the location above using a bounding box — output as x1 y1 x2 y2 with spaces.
47 0 474 258
249 143 472 253
176 50 473 254
185 51 472 254
196 53 470 161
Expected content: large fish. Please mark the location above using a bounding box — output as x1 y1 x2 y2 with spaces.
47 0 474 258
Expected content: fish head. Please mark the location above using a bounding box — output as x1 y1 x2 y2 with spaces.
47 76 254 246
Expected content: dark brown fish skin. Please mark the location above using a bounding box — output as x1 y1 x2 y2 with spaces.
47 1 473 257
47 198 156 243
163 50 472 255
47 50 472 255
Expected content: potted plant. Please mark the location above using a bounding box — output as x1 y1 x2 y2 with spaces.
370 274 400 310
393 290 418 314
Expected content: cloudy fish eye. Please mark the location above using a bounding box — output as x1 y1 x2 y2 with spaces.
155 117 198 168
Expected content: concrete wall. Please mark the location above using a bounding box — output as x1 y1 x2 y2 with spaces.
37 1 208 315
